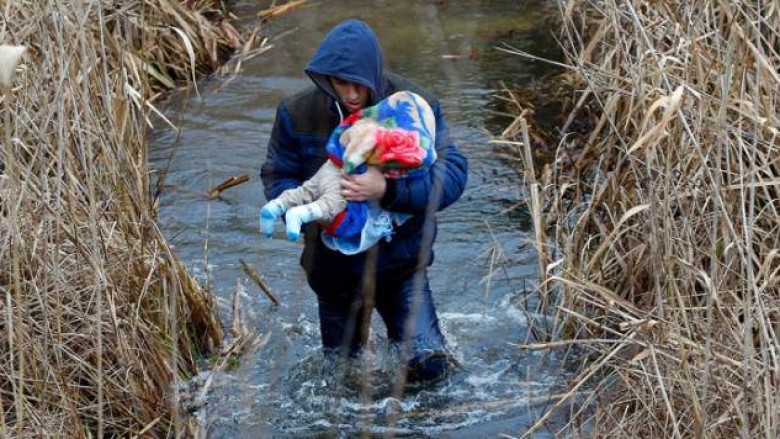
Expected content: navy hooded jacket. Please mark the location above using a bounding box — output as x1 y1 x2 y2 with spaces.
261 19 468 278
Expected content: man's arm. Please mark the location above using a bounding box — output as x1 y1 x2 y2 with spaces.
261 103 305 201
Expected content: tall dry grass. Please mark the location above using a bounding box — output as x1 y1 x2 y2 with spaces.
501 1 780 437
0 1 244 436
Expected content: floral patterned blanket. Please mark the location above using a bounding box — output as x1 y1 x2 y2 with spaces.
321 91 436 253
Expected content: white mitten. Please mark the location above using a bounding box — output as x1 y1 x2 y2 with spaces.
259 199 285 237
284 204 324 241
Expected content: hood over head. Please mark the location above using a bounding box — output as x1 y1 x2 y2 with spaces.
305 19 385 108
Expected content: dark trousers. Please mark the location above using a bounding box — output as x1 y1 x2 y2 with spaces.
307 265 450 382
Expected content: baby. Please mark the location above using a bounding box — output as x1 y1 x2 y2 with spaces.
260 90 436 255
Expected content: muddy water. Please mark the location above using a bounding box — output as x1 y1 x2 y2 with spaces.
150 1 574 437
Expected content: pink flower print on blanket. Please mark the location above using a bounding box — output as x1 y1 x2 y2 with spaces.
371 128 425 177
326 90 436 178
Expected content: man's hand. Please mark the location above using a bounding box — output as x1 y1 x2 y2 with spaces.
341 166 386 201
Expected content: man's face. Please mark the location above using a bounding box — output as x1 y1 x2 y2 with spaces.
330 77 370 114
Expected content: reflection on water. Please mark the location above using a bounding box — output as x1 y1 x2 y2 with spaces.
150 0 576 437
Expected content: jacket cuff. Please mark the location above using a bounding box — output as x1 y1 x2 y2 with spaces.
380 178 397 208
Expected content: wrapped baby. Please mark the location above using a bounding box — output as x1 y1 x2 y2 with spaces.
259 90 436 255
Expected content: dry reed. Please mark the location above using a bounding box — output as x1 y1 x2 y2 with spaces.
500 1 780 437
0 1 246 436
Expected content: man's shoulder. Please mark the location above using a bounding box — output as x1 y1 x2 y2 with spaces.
283 85 328 113
280 85 335 135
384 72 437 107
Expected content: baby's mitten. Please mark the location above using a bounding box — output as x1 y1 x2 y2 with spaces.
259 199 285 237
284 204 323 241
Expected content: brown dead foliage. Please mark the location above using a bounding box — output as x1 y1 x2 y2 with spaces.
0 1 251 436
499 1 780 437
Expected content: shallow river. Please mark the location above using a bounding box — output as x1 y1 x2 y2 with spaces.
149 0 574 437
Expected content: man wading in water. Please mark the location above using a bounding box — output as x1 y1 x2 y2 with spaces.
260 19 468 385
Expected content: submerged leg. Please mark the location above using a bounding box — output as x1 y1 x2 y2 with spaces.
307 271 371 359
375 268 450 384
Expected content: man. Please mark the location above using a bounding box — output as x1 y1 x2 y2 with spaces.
260 19 468 384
